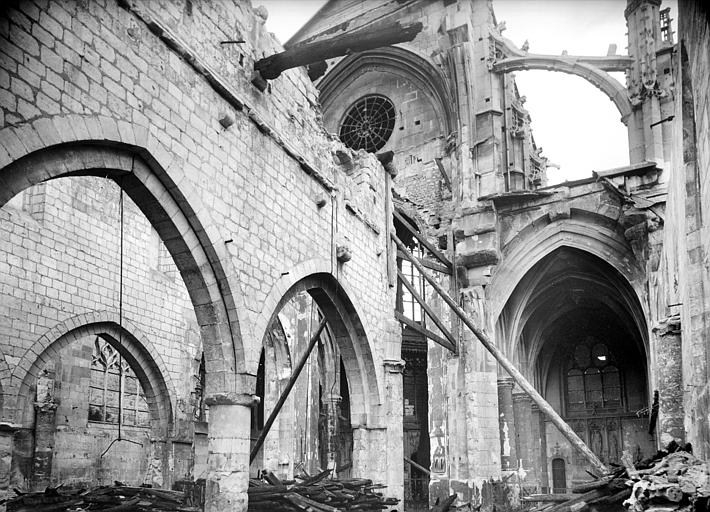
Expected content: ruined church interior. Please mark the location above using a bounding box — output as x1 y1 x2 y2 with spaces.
1 0 709 511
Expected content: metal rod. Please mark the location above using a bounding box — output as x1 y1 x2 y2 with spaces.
250 317 328 463
393 234 608 474
404 456 431 476
397 269 457 353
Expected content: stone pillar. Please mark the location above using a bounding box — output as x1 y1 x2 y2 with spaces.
528 404 543 491
538 412 549 493
497 377 516 471
204 394 253 512
512 393 533 486
653 318 685 446
384 359 405 511
31 402 57 491
325 394 342 471
0 423 19 502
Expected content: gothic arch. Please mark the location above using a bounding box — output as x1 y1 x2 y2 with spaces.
254 261 382 425
492 56 633 123
489 216 645 326
11 316 175 435
318 46 456 135
0 116 247 394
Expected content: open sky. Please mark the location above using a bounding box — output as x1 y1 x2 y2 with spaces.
257 0 677 184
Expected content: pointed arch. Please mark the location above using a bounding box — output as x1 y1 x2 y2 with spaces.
0 116 248 399
253 258 382 425
11 314 176 434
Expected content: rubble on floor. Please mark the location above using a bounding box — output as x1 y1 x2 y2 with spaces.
526 443 710 512
2 483 199 512
247 469 400 511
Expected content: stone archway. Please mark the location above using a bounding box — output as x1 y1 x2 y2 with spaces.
0 121 250 510
319 46 456 135
9 318 176 491
0 132 245 388
248 268 385 491
255 270 381 429
495 246 652 492
11 313 176 430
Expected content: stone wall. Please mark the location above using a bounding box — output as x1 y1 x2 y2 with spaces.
673 0 710 458
0 0 401 509
0 176 199 492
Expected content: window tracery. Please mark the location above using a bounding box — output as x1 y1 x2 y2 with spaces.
89 337 150 427
565 342 622 414
339 95 396 152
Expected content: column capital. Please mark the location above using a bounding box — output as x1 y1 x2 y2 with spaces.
497 376 515 389
205 392 257 407
325 393 342 404
383 358 406 373
512 392 533 405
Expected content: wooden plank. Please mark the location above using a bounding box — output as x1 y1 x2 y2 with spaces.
397 269 457 353
392 234 609 475
397 250 452 274
255 21 423 80
395 311 455 352
435 157 451 188
250 318 327 463
393 209 452 271
403 456 431 476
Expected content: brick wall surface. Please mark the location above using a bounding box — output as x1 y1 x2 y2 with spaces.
0 0 400 506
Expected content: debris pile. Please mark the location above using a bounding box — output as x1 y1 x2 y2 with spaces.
248 469 400 511
527 444 710 512
3 483 199 512
624 449 710 511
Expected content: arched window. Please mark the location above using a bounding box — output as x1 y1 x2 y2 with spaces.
89 337 150 427
565 342 623 414
399 243 427 323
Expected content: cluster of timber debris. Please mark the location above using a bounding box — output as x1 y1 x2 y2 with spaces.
527 443 710 512
247 469 399 511
2 483 199 511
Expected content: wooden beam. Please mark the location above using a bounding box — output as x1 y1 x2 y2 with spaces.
397 269 457 353
397 250 451 274
395 311 455 352
255 21 423 80
404 456 431 476
250 318 327 463
392 234 609 474
393 209 452 271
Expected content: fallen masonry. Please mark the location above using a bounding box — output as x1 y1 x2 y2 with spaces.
525 444 710 512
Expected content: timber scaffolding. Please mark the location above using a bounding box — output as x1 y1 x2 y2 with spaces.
391 209 609 475
247 210 609 505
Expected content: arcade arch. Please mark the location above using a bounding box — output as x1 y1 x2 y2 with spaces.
248 272 381 478
496 247 654 490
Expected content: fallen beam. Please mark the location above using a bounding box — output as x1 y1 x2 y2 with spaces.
250 317 328 463
392 234 608 474
255 21 423 80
